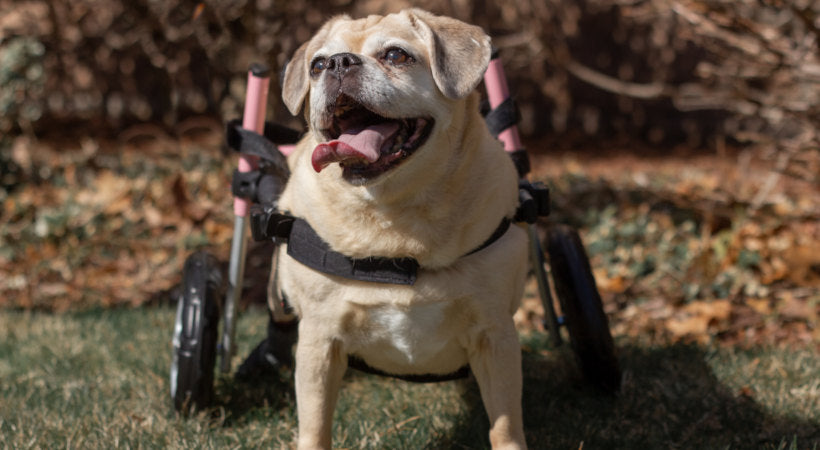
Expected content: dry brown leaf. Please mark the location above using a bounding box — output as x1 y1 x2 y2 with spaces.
746 298 771 316
594 268 629 294
778 295 818 323
666 299 733 340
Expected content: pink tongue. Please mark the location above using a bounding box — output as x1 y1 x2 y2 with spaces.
312 122 400 172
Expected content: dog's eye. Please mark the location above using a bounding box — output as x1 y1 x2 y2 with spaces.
383 48 413 66
311 58 328 76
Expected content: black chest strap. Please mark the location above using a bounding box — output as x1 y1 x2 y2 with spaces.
250 207 512 286
249 181 547 286
288 217 420 285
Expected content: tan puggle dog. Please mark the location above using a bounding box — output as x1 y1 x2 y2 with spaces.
272 8 528 449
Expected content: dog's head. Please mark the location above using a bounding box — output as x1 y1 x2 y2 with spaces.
282 9 491 185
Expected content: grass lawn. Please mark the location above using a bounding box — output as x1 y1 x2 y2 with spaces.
1 306 817 449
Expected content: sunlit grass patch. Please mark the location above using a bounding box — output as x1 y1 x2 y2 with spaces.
1 307 817 448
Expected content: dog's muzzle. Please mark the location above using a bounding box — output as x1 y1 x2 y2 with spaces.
313 94 434 184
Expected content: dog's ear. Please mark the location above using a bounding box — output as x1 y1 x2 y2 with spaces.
408 9 492 100
282 41 309 115
282 15 350 115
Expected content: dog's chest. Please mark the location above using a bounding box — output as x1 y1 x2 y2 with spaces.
350 301 467 371
372 303 443 351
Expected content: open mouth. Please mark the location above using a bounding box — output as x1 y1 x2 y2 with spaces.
312 94 434 184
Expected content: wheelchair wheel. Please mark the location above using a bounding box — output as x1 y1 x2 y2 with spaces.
170 251 225 413
545 224 621 393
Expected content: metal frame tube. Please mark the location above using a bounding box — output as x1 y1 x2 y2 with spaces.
484 53 564 345
219 64 271 374
528 225 562 346
484 57 523 153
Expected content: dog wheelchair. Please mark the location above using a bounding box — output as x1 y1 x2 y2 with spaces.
170 51 621 414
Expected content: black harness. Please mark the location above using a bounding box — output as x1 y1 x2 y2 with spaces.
250 209 513 285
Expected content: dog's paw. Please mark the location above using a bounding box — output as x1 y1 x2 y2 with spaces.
235 321 297 382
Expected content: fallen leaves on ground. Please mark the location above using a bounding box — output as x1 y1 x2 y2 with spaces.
522 146 819 349
1 129 818 349
0 120 235 311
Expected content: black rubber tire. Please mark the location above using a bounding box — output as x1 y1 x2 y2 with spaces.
170 251 225 413
545 224 621 393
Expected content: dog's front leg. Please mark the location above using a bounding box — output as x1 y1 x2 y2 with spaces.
469 323 527 450
294 326 347 450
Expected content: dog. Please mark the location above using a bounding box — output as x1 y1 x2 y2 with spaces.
270 8 528 449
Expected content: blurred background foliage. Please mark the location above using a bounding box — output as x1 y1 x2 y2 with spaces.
1 0 818 161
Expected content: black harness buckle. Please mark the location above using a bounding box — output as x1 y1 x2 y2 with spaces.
515 180 550 223
250 206 295 245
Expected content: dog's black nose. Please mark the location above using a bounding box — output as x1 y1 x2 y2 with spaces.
327 53 362 77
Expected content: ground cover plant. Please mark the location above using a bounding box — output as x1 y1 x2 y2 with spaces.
1 130 817 348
